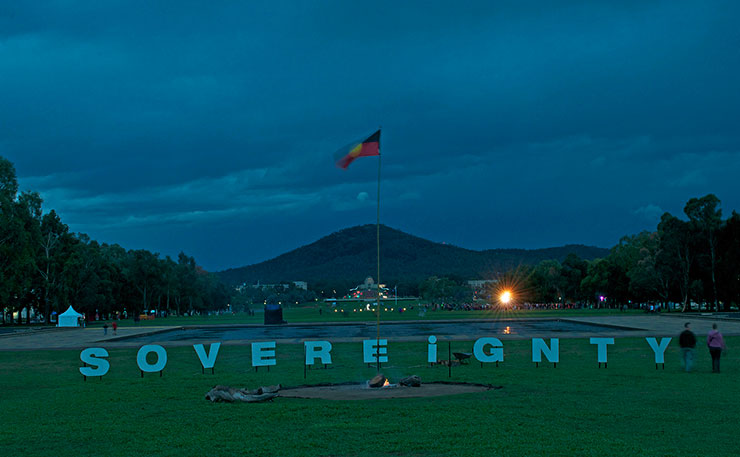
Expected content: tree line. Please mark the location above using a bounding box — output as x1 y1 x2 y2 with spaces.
1 157 230 324
528 194 739 311
418 195 739 311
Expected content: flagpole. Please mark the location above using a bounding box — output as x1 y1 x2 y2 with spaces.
375 130 382 372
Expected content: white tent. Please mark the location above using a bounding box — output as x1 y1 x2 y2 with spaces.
58 306 83 327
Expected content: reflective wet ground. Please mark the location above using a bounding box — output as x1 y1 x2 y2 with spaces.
119 319 639 343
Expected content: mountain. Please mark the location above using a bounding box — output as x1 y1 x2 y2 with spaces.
217 225 609 287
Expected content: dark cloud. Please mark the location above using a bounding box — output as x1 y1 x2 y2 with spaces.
2 0 740 270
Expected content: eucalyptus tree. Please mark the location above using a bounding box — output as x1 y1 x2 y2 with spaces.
124 249 164 314
0 157 18 199
656 213 694 310
684 194 722 311
532 260 565 304
175 252 198 315
100 243 133 314
160 256 178 314
607 233 655 306
622 231 672 307
0 158 41 323
60 234 108 316
561 253 588 303
580 258 609 306
36 210 75 322
716 211 740 308
419 276 465 303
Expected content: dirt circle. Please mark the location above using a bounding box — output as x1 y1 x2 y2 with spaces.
279 382 497 400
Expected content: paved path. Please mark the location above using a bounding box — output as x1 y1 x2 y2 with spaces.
0 326 175 351
567 315 740 338
2 315 739 350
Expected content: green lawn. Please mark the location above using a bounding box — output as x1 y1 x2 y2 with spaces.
1 337 737 456
90 306 646 328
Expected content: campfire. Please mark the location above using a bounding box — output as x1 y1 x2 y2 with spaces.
368 373 394 388
203 373 498 403
367 373 418 389
279 376 495 400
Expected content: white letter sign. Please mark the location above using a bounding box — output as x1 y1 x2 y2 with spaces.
137 345 167 372
427 335 438 363
473 337 504 363
305 341 332 365
80 348 110 377
193 343 221 369
363 339 388 363
589 338 614 363
646 337 671 364
252 341 276 367
532 338 559 363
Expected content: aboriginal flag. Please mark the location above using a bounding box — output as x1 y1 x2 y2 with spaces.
335 130 381 169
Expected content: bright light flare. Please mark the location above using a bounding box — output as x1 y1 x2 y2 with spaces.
500 291 512 304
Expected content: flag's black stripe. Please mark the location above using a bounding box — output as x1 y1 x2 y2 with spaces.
363 129 381 144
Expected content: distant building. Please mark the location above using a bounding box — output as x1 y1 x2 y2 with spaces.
292 281 308 290
467 279 498 289
345 277 389 299
236 280 308 292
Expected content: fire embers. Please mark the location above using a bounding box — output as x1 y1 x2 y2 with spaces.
368 374 421 388
368 373 388 388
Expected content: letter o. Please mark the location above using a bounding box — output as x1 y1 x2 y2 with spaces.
137 345 167 373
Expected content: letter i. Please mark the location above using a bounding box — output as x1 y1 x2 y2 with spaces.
428 335 437 363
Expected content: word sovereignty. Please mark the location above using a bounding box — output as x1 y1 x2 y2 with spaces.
78 336 673 378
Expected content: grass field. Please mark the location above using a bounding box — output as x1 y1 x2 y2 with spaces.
1 337 738 456
88 306 646 328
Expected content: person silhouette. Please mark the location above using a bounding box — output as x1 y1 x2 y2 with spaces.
678 322 696 372
707 323 726 373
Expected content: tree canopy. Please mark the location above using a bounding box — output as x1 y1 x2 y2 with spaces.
0 156 229 324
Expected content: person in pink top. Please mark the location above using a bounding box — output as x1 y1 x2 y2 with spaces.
707 323 726 373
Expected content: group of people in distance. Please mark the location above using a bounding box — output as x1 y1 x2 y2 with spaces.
679 322 727 373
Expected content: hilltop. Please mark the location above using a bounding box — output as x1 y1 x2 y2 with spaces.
217 225 608 287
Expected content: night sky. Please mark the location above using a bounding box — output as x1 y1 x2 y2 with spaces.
3 1 739 271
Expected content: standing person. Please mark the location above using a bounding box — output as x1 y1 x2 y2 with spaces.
103 323 108 335
679 322 697 372
707 323 726 373
111 321 118 335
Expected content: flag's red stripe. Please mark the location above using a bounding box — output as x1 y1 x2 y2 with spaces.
336 154 355 169
335 141 379 169
357 141 379 157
